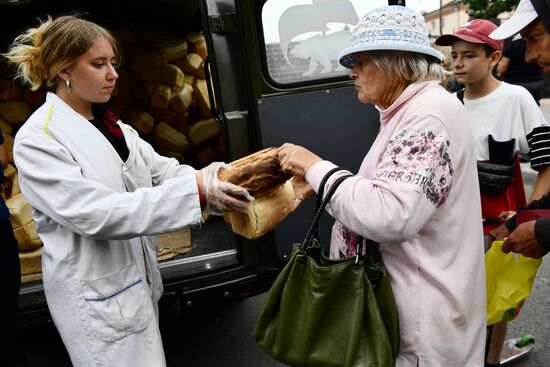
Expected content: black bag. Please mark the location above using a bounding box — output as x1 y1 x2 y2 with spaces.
477 135 516 196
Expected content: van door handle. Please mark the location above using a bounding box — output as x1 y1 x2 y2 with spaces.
203 56 223 124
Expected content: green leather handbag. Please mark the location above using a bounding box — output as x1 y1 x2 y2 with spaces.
254 170 400 367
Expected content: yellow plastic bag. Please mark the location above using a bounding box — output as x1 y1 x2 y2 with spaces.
486 241 542 325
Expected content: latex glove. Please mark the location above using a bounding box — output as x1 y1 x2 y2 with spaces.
197 162 254 215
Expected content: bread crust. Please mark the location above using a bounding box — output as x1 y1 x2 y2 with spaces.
226 181 295 239
218 147 291 199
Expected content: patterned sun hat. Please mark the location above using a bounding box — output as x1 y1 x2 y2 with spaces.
339 5 444 69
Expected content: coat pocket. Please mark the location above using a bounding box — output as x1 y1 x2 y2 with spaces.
81 263 153 342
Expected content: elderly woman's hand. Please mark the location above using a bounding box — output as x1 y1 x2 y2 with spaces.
289 176 314 211
277 143 322 177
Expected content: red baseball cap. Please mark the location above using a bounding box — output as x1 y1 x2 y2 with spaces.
435 19 504 52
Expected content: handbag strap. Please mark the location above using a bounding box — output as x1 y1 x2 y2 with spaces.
312 167 345 239
315 167 345 211
302 173 354 248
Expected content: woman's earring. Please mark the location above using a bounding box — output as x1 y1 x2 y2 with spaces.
66 79 71 94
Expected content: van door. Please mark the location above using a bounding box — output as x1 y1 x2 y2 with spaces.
240 0 385 258
201 0 431 258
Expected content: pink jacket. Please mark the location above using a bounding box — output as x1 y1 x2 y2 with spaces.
306 81 485 367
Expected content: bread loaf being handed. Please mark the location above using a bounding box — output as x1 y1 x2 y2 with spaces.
220 147 295 239
218 147 292 199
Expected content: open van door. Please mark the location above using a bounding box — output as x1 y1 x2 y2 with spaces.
234 0 388 258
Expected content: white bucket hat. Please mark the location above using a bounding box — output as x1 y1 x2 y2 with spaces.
339 5 444 69
489 0 538 40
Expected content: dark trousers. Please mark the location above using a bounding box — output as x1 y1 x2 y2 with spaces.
0 217 26 367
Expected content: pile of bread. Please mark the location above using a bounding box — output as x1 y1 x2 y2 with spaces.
0 153 43 279
107 28 224 166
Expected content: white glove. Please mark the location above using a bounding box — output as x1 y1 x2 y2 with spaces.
198 162 254 215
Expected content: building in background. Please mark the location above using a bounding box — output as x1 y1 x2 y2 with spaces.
423 0 469 38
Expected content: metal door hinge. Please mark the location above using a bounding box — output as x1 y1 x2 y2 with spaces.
209 14 225 33
208 13 236 34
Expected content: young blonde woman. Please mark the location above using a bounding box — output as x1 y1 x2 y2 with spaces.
3 15 251 367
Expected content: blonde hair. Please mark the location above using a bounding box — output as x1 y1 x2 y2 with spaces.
368 50 446 83
3 15 120 91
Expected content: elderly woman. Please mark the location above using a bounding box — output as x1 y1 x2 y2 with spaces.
278 6 485 367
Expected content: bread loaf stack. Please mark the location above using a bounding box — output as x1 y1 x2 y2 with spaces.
0 79 45 280
108 27 223 166
1 165 43 279
220 148 296 239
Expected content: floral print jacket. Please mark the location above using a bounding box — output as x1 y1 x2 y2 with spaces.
305 81 486 367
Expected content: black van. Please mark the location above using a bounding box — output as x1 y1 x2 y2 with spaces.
0 0 418 324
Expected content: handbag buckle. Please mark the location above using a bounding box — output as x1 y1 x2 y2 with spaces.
353 242 361 272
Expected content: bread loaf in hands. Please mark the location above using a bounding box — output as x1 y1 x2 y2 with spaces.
219 147 295 239
218 147 292 199
225 181 295 239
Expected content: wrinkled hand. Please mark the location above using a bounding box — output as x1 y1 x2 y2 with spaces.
289 176 314 211
197 162 254 215
277 143 322 177
489 223 510 241
502 220 548 258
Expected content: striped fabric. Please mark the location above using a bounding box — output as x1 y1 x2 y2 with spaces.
528 125 550 171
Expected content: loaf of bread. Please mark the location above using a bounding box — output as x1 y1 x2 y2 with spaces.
19 246 43 276
184 74 195 86
174 53 203 75
150 83 172 109
171 83 194 113
193 79 211 118
188 118 221 146
14 220 42 252
121 105 155 135
6 193 33 227
194 39 208 59
141 64 185 89
0 118 13 137
218 147 292 199
3 133 14 164
130 50 166 75
0 101 32 125
152 122 190 152
151 108 189 132
157 38 188 62
225 180 295 240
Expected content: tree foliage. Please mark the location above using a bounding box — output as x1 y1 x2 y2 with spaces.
462 0 519 19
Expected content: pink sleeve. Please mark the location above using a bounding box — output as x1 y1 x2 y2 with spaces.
306 115 455 244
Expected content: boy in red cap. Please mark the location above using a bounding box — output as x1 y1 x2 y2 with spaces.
437 19 550 367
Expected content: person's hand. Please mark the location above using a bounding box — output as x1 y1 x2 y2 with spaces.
277 143 322 177
196 162 254 215
289 176 314 211
502 220 549 258
489 223 510 241
498 210 516 221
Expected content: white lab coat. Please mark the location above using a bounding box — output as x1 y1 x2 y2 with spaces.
14 93 204 367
